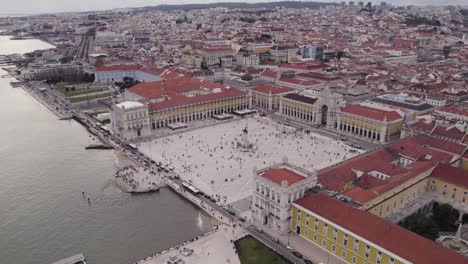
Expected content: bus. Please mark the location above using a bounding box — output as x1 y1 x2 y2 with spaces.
127 143 138 150
181 182 200 195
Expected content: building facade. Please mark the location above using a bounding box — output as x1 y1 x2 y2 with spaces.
95 65 161 83
337 104 404 144
291 194 467 264
250 85 295 111
279 87 345 129
110 101 151 140
253 163 316 235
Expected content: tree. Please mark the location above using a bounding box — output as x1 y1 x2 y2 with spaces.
432 203 458 232
401 213 440 240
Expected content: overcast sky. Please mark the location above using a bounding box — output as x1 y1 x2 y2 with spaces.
0 0 465 15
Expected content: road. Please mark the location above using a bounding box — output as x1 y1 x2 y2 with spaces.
246 225 307 264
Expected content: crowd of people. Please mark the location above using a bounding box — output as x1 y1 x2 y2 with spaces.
140 116 360 204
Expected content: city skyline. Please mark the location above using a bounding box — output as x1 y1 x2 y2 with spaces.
1 0 466 15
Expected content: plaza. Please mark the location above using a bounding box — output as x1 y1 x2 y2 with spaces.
139 116 361 205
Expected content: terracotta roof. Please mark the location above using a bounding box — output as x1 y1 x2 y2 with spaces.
341 104 402 122
431 163 468 189
295 194 467 264
148 87 245 112
261 168 306 186
318 135 465 202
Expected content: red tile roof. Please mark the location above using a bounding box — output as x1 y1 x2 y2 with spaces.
295 194 467 264
431 163 468 189
127 77 246 112
148 88 245 112
341 104 402 122
318 135 465 203
261 168 306 186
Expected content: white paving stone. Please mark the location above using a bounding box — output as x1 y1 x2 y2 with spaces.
139 116 361 204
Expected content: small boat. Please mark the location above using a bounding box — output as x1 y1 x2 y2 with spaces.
51 253 86 264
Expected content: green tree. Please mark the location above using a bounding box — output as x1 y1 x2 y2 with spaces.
432 203 458 232
401 213 440 240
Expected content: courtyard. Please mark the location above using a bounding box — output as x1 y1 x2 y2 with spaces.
139 116 362 205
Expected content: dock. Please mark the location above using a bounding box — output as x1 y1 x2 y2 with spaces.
51 253 86 264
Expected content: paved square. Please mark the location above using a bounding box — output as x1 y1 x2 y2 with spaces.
139 116 361 204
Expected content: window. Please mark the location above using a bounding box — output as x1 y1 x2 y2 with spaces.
365 245 370 259
323 223 328 236
256 183 259 192
343 234 348 247
313 234 317 241
277 194 280 203
261 185 264 195
390 257 395 264
352 256 357 264
288 193 291 203
297 212 301 221
306 214 310 225
314 219 319 231
341 250 346 258
305 229 309 237
452 188 457 199
354 239 359 252
333 228 338 241
322 240 327 247
332 245 336 252
271 191 275 200
377 251 382 264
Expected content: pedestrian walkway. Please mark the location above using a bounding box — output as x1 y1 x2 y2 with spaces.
253 219 347 264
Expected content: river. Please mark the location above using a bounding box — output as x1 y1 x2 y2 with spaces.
0 37 214 264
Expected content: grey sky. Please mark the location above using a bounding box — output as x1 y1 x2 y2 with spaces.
0 0 465 15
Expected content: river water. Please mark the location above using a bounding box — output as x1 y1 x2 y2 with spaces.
0 36 214 264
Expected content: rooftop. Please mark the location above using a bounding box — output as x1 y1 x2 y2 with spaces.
260 168 306 186
283 93 318 105
341 104 402 122
295 194 467 264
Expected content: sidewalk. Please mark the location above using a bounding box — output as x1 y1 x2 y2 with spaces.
254 219 347 264
139 224 244 264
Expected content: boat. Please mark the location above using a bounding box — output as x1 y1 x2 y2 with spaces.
9 81 21 88
51 253 86 264
85 143 114 150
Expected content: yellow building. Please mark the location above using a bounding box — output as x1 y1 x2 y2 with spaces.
279 88 345 130
123 77 248 130
427 163 468 205
338 104 404 144
250 84 295 110
291 194 467 264
318 134 468 221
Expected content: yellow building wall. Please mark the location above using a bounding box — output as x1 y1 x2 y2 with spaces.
291 206 403 264
461 158 468 171
366 179 428 218
428 177 468 204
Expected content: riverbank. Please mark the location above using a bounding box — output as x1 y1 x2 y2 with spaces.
137 223 244 264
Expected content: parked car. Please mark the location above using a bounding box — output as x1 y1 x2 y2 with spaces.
239 217 246 222
253 227 263 233
271 237 279 243
286 246 293 252
292 251 303 258
228 211 236 216
303 259 314 264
